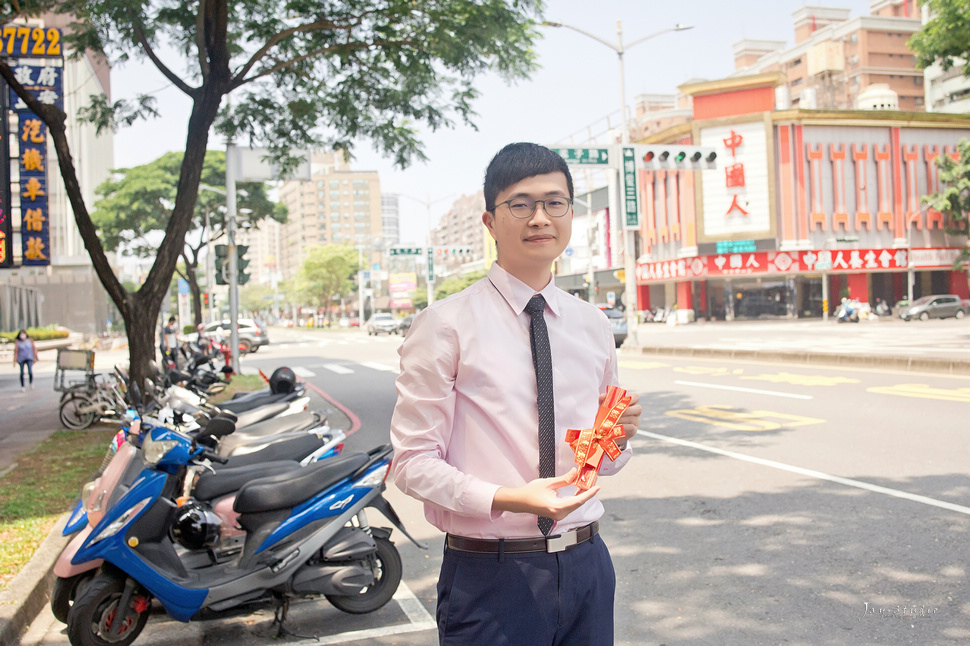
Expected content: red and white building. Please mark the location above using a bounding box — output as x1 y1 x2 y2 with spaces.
634 72 970 320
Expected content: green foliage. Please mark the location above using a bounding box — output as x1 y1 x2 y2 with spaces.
411 289 428 311
182 324 197 334
921 138 970 269
240 283 274 314
295 245 358 314
908 0 970 77
92 150 285 257
0 326 70 342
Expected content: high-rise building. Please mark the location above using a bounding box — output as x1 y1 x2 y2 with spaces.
381 194 400 248
235 218 281 286
276 151 383 280
429 192 487 275
731 3 923 112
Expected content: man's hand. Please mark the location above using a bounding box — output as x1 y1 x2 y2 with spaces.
602 390 641 449
491 468 599 520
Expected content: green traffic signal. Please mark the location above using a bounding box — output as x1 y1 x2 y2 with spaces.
674 151 687 163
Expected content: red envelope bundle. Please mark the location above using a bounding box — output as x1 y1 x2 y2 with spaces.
565 385 631 491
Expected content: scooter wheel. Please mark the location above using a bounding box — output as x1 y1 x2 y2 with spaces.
59 395 96 430
67 572 150 646
326 536 402 614
51 573 93 624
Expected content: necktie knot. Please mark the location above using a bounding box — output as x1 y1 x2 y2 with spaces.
525 295 546 316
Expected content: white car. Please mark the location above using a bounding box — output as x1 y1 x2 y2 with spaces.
203 319 269 353
366 313 398 335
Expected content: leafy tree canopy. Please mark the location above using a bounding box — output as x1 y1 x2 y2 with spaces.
922 138 970 269
908 0 970 76
92 150 285 257
296 244 358 311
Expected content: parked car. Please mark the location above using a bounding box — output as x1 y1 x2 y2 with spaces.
367 312 398 335
899 295 970 321
397 314 415 336
202 318 269 353
599 306 627 348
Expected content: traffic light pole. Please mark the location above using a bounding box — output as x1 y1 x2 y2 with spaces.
226 143 241 374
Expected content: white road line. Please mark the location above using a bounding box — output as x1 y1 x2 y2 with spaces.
641 430 970 516
674 380 813 400
291 367 317 378
361 361 399 373
322 364 354 375
292 582 435 645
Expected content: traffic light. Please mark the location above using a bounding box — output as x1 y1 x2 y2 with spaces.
214 244 229 285
236 245 250 285
639 145 717 170
203 292 209 307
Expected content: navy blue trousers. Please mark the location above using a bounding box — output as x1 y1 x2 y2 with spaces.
436 534 615 646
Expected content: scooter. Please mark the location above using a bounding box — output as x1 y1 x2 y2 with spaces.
53 411 347 625
61 418 424 645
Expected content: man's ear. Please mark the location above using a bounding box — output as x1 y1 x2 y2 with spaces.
482 211 496 239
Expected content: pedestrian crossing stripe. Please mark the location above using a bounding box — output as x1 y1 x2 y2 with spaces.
867 384 970 403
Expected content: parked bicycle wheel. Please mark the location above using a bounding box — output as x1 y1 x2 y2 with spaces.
60 393 96 430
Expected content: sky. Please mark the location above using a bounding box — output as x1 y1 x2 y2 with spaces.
110 0 878 246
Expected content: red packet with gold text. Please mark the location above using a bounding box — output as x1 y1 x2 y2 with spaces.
565 385 631 491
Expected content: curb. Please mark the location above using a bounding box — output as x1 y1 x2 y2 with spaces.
634 345 970 375
0 513 70 646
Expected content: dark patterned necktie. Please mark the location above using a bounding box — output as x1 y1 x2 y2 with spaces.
526 295 555 536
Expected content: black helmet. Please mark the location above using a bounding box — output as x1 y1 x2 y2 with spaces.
172 499 222 551
269 367 296 394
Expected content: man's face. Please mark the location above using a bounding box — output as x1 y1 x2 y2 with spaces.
482 172 572 276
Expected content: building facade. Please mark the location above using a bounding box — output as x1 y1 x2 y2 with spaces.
633 73 970 321
276 151 383 280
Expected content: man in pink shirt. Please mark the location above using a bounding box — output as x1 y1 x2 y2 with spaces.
390 142 642 645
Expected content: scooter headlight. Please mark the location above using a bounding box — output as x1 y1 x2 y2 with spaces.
89 498 152 545
354 464 389 488
80 480 97 508
143 432 179 465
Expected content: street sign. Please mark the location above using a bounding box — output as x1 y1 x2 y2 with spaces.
427 247 434 283
549 147 610 166
622 147 639 228
390 246 424 256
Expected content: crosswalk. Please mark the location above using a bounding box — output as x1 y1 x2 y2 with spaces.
273 335 402 349
300 361 400 376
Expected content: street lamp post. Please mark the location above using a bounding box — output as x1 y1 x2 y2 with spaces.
397 193 455 307
543 20 693 346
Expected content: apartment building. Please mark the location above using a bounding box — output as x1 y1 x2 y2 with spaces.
429 192 487 275
276 151 382 280
731 3 923 112
917 1 970 113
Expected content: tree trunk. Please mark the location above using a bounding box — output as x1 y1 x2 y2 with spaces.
187 265 203 327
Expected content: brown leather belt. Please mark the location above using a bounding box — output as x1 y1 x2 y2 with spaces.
446 521 599 554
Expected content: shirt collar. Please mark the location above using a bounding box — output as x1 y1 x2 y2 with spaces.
487 262 561 318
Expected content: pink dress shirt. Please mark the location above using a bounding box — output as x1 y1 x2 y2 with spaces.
389 262 632 539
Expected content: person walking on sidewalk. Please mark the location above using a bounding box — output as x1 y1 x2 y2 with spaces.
13 329 38 392
161 316 179 367
390 142 642 646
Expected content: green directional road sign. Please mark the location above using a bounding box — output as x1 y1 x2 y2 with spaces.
390 246 424 256
549 147 610 166
622 147 639 228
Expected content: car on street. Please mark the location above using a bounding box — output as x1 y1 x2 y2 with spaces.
396 314 415 336
599 306 627 347
203 318 269 353
366 312 398 335
899 294 970 321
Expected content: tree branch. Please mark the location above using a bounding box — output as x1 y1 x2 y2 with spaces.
127 8 197 96
196 0 210 79
233 39 411 89
232 17 352 85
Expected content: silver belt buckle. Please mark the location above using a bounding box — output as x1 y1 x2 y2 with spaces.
546 530 578 553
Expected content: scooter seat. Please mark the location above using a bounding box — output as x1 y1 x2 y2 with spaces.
221 410 321 446
217 433 331 467
229 403 289 429
194 460 301 502
234 453 370 514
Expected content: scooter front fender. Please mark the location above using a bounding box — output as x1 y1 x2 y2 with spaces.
63 501 88 536
54 525 103 578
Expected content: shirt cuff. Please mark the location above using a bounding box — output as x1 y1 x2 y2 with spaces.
465 481 502 520
597 442 633 476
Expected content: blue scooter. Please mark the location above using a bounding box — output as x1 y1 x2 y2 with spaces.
62 417 424 645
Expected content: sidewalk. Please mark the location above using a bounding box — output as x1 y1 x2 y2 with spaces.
626 316 970 374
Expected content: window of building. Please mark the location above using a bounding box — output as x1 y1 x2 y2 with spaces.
329 190 341 198
791 58 802 66
355 223 368 230
850 33 857 43
333 233 343 241
914 76 923 86
319 235 327 242
353 179 367 187
791 78 802 87
915 97 924 106
330 180 339 187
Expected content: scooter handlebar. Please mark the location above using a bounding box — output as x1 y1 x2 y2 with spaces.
202 450 229 464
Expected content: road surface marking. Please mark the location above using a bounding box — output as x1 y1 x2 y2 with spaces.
361 361 399 373
294 582 435 644
666 405 824 432
675 380 813 400
743 373 859 387
291 367 317 378
868 384 970 403
641 430 970 516
322 364 354 375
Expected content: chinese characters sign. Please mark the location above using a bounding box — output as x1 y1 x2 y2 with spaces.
11 62 63 266
700 122 770 239
622 147 638 228
634 247 956 283
550 147 610 166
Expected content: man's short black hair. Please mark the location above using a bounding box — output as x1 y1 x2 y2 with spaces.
484 143 574 211
168 316 176 323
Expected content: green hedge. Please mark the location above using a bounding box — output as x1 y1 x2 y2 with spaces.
182 324 197 334
0 326 70 342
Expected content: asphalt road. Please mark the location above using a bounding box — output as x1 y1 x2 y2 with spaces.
17 324 970 645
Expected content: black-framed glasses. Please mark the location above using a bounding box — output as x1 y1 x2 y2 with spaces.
490 197 573 219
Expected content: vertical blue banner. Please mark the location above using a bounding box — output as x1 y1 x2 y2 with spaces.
19 112 50 265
